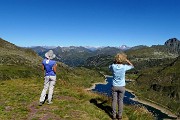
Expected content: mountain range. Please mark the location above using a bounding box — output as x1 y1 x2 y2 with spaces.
31 46 124 67
31 38 180 116
31 38 179 68
0 37 179 117
0 37 156 120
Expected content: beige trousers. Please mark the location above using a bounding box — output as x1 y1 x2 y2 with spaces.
40 76 56 102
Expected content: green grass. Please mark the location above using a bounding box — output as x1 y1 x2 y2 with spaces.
0 65 42 80
126 81 179 116
0 78 111 120
0 68 154 120
126 57 180 116
124 105 154 120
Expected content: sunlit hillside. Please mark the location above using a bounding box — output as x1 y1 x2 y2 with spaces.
0 38 154 120
0 38 43 80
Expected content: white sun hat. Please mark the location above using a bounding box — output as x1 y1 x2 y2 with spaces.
45 50 56 59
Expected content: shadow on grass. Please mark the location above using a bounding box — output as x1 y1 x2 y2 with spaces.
41 94 49 104
90 98 113 119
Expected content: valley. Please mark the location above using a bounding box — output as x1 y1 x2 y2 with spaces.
31 38 180 119
0 37 179 119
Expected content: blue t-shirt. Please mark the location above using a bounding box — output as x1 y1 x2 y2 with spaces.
109 64 134 87
42 58 56 76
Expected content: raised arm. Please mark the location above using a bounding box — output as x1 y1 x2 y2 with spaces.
126 59 134 67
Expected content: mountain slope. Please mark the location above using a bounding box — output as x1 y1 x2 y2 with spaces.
0 38 154 120
83 44 179 74
124 39 180 116
94 46 122 55
53 46 93 66
129 56 180 116
81 39 180 116
0 38 42 80
32 46 123 67
124 45 179 72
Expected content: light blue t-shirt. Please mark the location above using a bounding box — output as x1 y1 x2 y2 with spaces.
42 58 56 76
109 64 134 87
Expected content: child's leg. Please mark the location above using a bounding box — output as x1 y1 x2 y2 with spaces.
40 76 50 102
112 86 118 119
48 76 56 102
117 87 125 118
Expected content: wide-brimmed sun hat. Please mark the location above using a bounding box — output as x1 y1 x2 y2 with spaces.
45 50 56 59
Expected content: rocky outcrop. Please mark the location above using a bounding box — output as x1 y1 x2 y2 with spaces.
164 38 180 54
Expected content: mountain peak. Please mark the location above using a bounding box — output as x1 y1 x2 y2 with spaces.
164 38 180 48
164 38 180 54
119 45 131 50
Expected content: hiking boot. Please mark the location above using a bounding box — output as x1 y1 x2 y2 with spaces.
117 116 122 120
47 101 53 105
39 102 43 106
112 116 116 120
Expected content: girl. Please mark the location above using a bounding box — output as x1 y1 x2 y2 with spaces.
109 53 134 120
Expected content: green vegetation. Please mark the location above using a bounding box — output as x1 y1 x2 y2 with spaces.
0 54 42 80
0 37 154 119
0 68 154 120
126 45 178 59
126 56 180 116
79 42 180 118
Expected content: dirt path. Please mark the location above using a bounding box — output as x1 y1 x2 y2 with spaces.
27 101 61 120
26 95 78 120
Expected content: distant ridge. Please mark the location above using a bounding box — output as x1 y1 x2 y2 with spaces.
31 46 123 67
31 38 180 67
0 37 19 50
119 45 131 50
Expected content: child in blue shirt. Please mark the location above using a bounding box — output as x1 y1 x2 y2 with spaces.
39 50 57 106
109 53 134 120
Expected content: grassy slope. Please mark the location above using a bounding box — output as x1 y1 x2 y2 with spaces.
126 45 178 59
0 66 154 120
0 38 153 120
0 38 43 80
126 56 180 116
124 46 180 117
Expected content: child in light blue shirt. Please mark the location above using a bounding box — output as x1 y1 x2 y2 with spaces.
109 63 134 87
109 53 134 120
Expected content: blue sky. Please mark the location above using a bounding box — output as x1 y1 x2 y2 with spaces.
0 0 180 47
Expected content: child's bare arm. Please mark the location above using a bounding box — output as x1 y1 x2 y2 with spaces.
53 64 57 73
126 59 134 66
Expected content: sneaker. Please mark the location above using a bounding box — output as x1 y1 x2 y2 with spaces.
117 116 122 120
47 101 53 105
39 102 43 106
112 116 116 120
